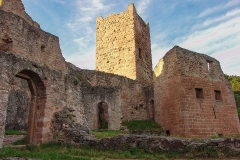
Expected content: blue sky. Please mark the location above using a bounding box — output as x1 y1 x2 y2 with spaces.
21 0 240 75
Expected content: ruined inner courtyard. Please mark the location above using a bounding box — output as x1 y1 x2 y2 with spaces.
0 0 239 149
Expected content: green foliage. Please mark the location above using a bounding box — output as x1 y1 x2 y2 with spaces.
99 122 108 129
122 120 163 131
238 107 240 118
225 74 240 91
5 130 26 135
225 74 240 109
14 138 26 145
74 78 79 85
235 91 240 108
184 146 224 158
1 143 238 159
91 130 126 139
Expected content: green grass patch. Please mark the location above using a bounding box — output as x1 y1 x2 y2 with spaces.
91 130 127 139
99 122 108 129
5 130 27 135
14 137 26 145
1 142 239 159
122 120 163 131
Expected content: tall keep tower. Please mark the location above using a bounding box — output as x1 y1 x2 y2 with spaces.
96 4 152 84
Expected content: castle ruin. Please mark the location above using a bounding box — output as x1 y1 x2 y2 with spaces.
0 0 239 148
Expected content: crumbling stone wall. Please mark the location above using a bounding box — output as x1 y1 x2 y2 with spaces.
96 4 152 84
0 8 66 72
0 51 90 148
76 68 154 123
82 86 122 130
0 0 40 28
0 51 66 146
0 2 153 147
153 46 240 137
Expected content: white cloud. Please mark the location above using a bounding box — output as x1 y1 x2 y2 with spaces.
65 0 112 68
66 46 96 70
203 8 240 26
175 16 240 54
197 0 240 18
151 11 240 74
137 0 150 15
152 43 171 68
211 46 240 75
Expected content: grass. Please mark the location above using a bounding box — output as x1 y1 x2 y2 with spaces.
91 120 163 139
99 122 108 129
5 129 26 135
14 137 26 145
0 142 239 160
91 130 126 139
122 120 163 131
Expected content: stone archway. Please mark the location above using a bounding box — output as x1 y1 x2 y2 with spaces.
2 69 46 145
97 101 109 129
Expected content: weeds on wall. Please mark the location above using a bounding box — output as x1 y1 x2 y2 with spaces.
73 79 79 85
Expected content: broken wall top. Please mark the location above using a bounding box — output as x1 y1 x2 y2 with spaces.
154 46 226 82
0 0 66 72
96 3 149 28
0 0 40 28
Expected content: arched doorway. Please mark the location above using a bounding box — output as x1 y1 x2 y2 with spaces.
97 101 109 129
6 69 46 144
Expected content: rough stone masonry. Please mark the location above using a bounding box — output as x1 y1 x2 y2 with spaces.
0 0 239 149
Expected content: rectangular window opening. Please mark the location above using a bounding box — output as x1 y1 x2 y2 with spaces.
195 88 203 99
214 90 222 101
139 48 142 59
207 60 213 72
213 108 217 119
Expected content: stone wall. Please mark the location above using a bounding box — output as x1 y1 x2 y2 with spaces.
0 51 66 146
0 4 153 147
5 78 31 130
0 51 90 147
81 86 122 130
78 68 153 122
53 129 240 155
134 8 152 84
68 65 154 129
153 46 240 137
96 4 152 84
0 9 66 72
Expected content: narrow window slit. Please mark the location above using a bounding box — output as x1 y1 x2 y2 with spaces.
213 108 217 119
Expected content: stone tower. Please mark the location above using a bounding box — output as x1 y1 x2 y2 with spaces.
96 4 152 84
